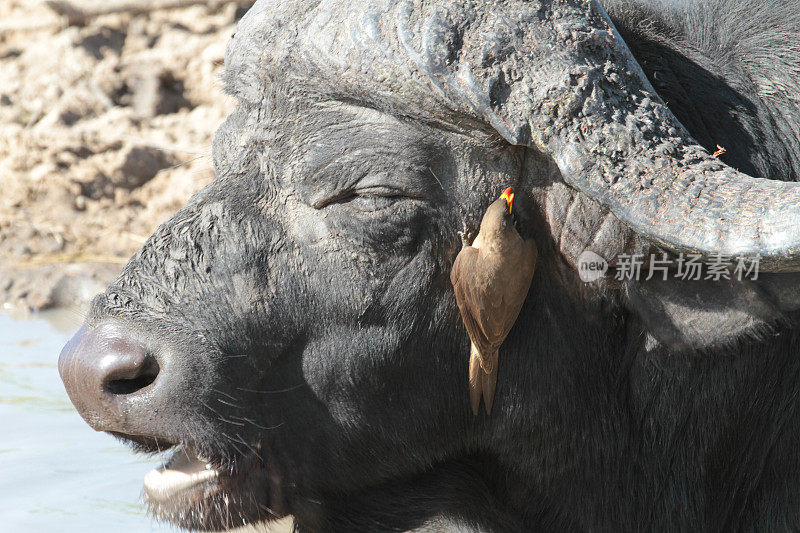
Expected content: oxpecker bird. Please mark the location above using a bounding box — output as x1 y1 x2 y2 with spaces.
451 188 537 415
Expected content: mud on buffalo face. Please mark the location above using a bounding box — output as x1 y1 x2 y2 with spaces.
59 0 800 529
58 60 525 527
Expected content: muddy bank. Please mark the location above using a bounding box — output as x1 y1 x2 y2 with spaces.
0 1 251 311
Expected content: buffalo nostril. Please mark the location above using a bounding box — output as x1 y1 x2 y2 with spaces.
104 355 160 395
59 322 168 434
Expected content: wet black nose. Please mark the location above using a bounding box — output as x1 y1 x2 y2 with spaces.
58 323 160 432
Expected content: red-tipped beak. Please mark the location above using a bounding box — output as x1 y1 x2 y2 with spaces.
500 187 515 214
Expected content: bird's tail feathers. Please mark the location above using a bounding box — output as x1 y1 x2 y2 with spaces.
482 350 498 415
469 343 482 416
469 344 499 415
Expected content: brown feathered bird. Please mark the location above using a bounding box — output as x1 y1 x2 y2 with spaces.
451 188 537 415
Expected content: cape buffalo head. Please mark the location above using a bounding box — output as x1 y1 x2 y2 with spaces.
59 0 800 530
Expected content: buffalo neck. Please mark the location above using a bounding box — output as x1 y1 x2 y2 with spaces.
476 255 800 530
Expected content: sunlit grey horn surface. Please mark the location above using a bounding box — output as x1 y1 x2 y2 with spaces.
417 1 800 271
260 0 800 270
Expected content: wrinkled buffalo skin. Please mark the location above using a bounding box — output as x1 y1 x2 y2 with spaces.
61 0 800 531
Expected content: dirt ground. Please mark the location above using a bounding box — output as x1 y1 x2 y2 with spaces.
0 0 251 312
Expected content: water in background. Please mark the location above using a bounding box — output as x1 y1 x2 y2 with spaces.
0 309 172 532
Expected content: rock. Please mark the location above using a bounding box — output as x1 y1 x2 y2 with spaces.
112 144 177 189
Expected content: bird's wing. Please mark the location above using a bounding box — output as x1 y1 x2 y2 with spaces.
451 247 497 360
476 239 537 344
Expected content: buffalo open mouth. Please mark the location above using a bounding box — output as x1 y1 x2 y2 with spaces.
112 432 280 530
143 446 221 520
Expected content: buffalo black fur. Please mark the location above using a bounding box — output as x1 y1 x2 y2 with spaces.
81 0 800 531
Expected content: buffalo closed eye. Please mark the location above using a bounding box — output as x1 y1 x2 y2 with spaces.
325 193 398 212
316 186 416 215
